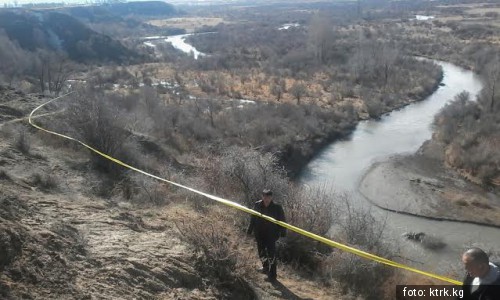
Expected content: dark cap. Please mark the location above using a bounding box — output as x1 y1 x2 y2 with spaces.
262 189 273 196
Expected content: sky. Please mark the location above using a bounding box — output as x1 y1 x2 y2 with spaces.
0 0 225 5
1 0 92 5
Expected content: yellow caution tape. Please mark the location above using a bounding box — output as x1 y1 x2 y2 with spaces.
28 93 462 286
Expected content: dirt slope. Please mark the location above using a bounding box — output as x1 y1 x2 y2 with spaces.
0 87 345 300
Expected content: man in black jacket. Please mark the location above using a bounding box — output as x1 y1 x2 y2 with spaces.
459 247 500 300
247 189 286 282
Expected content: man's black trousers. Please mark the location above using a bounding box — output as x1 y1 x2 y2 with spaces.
256 235 277 279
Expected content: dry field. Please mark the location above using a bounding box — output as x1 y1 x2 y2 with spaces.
436 3 494 9
147 17 228 32
434 3 500 30
466 7 500 15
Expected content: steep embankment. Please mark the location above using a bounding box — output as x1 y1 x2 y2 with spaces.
0 86 345 299
0 10 138 64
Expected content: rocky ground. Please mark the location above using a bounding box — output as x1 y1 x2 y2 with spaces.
0 86 345 299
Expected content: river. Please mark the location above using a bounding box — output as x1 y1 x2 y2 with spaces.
143 33 207 59
146 32 500 275
300 61 500 275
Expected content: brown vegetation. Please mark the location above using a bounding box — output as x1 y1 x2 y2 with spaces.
147 17 226 33
433 87 500 187
4 0 500 298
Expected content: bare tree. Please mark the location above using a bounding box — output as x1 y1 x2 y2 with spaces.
204 99 221 128
482 58 500 112
167 72 188 104
375 44 399 88
290 82 307 105
49 55 73 95
35 50 48 93
199 75 216 94
0 30 30 86
351 33 376 83
36 50 73 95
270 78 286 102
351 36 400 89
141 86 161 115
65 89 133 176
218 146 288 206
308 13 335 64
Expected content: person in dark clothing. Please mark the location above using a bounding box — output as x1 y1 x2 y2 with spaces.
247 189 286 282
459 247 500 300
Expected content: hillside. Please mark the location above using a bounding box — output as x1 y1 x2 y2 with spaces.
427 90 500 188
65 1 178 20
0 86 351 300
0 10 138 64
2 0 491 297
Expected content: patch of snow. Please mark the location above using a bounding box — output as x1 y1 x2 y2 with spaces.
415 15 435 21
237 99 256 104
142 36 169 40
278 23 300 30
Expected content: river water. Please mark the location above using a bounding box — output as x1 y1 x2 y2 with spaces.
147 32 500 275
143 34 206 59
300 61 500 274
165 34 205 59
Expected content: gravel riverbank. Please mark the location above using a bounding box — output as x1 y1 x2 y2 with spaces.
359 153 500 228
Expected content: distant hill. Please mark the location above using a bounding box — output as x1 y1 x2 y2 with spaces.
105 1 177 16
0 9 139 64
64 1 178 22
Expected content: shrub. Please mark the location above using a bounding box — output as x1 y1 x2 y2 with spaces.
433 91 500 185
0 169 10 180
117 172 172 206
319 194 396 299
335 196 389 252
278 185 337 271
175 216 255 299
49 222 87 255
321 251 392 300
215 146 289 207
177 219 238 281
13 129 30 155
364 97 384 118
64 89 141 178
32 172 59 192
485 12 499 19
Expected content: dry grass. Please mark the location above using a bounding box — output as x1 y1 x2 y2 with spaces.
382 271 461 300
146 17 227 32
13 129 30 155
441 189 500 226
0 168 11 181
436 3 494 9
31 172 59 192
435 4 500 29
175 216 252 280
109 63 336 107
466 7 500 15
174 206 256 299
169 203 360 299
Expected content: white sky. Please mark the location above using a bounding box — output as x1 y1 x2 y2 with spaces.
0 0 222 5
1 0 79 4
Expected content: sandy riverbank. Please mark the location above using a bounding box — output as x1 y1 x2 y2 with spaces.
359 153 500 227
